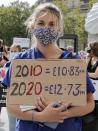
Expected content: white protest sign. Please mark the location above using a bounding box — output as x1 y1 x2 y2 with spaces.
8 59 87 106
13 37 30 48
90 79 98 100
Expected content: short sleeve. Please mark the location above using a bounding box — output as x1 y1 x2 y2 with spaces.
87 74 95 93
2 54 19 88
2 49 35 88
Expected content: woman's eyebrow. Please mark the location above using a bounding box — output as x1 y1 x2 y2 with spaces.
37 20 44 23
49 21 55 24
38 20 44 22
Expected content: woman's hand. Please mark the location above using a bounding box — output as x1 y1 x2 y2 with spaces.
35 95 72 123
39 102 70 123
35 95 50 111
35 95 71 111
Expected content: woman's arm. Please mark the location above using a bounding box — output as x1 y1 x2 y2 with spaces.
88 66 98 79
65 93 95 118
6 89 69 123
35 93 95 119
6 91 34 121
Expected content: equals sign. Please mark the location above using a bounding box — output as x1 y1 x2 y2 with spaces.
44 86 49 91
45 68 50 74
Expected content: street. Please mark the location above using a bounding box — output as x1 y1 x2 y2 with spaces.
0 107 9 131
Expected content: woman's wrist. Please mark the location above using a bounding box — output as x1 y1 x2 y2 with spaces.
32 111 44 122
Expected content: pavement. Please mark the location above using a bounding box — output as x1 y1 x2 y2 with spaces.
0 107 9 131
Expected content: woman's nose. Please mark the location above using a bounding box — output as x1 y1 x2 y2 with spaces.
44 24 49 28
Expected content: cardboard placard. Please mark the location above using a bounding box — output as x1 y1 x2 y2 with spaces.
8 59 87 106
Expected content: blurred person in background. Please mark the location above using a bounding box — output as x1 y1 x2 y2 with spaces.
0 39 8 126
0 39 4 63
4 44 22 131
87 42 98 80
66 45 74 53
9 44 22 60
0 44 22 128
0 39 4 52
82 42 98 131
84 3 98 130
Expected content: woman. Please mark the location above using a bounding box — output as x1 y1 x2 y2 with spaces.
3 3 95 131
87 42 98 80
85 42 98 131
4 44 22 131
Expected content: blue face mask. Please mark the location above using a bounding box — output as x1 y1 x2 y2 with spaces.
9 52 19 61
33 27 59 45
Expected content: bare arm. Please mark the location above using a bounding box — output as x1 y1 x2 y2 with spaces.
65 93 95 118
36 93 95 119
6 89 42 122
6 89 69 123
88 67 98 79
6 86 94 123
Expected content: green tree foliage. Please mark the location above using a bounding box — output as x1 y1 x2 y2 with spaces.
0 0 97 48
53 0 69 14
64 8 87 50
88 0 98 9
0 0 31 46
53 0 97 50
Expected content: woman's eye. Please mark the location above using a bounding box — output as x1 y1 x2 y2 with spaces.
49 22 55 27
38 22 44 25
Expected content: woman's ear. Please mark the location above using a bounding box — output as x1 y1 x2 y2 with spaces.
31 24 34 29
31 22 36 29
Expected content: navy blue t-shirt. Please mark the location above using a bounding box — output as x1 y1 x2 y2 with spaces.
3 48 95 131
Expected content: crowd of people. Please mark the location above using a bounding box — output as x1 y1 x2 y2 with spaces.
0 39 22 130
0 2 98 131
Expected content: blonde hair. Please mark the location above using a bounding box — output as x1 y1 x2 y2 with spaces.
0 39 3 44
10 44 22 52
27 3 64 35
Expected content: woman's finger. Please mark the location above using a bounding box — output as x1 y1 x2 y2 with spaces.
40 95 48 107
35 102 43 111
36 96 46 110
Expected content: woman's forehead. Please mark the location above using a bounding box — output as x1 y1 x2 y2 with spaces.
10 47 17 51
36 11 58 22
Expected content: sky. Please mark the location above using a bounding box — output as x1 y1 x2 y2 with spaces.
0 0 37 6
